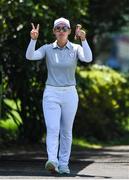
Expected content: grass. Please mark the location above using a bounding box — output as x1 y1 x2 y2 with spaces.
0 116 103 149
0 116 129 149
72 138 102 149
0 99 102 149
0 98 129 149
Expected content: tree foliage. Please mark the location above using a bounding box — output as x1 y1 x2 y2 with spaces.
0 0 129 142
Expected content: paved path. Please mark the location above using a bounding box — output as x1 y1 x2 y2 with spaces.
0 145 129 179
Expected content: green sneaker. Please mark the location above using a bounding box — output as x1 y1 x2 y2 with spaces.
45 160 59 174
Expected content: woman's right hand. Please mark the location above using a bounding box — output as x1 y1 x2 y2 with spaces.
30 23 39 40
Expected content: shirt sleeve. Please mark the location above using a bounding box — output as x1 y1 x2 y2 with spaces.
77 39 93 62
25 39 46 60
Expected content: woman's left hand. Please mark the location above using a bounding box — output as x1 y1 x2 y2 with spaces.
79 30 86 41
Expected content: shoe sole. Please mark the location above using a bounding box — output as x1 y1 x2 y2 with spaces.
59 171 70 175
45 162 59 174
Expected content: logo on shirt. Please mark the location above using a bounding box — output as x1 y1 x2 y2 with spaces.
69 52 75 58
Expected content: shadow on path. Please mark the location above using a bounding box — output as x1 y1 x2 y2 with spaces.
0 159 110 178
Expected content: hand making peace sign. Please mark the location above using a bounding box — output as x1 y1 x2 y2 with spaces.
30 23 39 40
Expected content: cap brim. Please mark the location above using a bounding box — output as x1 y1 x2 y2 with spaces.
54 22 70 28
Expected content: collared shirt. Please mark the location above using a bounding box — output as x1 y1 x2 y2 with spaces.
26 39 92 87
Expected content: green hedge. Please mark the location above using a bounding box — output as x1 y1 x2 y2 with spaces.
74 64 129 140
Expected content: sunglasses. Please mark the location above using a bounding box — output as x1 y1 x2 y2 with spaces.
54 26 70 32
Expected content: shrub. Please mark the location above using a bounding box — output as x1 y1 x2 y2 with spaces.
74 64 129 140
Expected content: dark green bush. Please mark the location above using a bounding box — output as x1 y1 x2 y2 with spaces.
74 64 129 140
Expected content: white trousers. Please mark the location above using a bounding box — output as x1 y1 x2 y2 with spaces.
42 85 79 166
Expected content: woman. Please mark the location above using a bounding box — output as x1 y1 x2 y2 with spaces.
26 17 92 174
